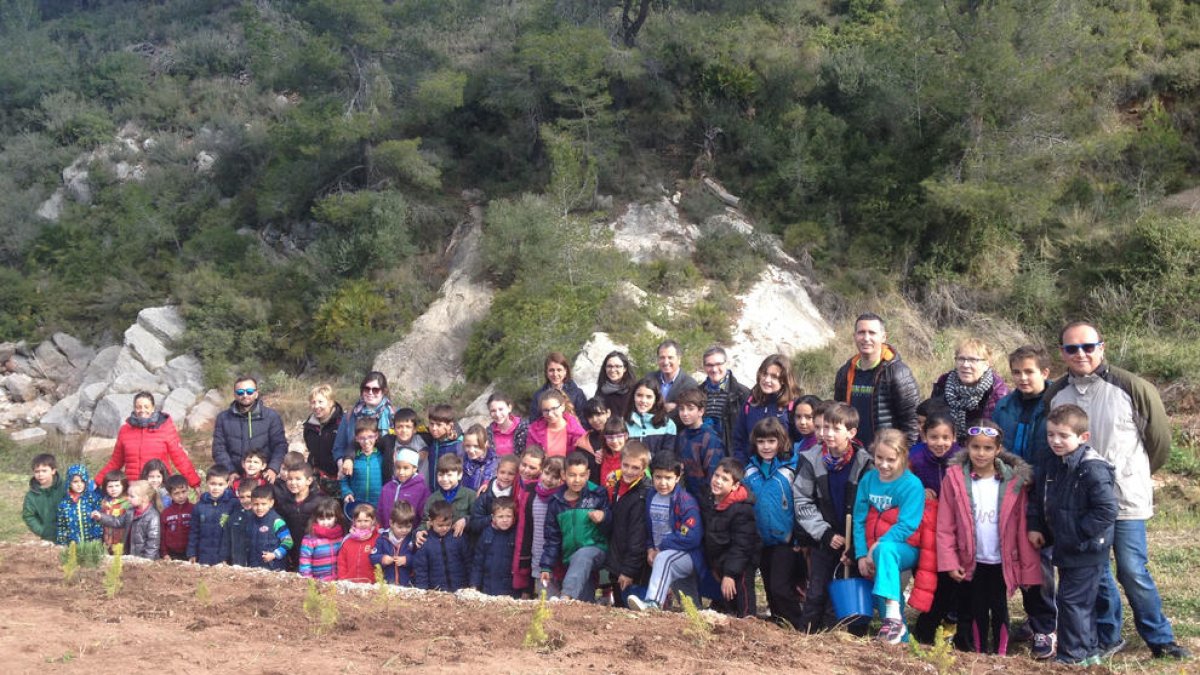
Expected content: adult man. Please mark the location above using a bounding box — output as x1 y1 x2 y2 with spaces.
212 376 288 483
832 313 920 447
1046 321 1189 660
651 339 698 413
699 345 751 453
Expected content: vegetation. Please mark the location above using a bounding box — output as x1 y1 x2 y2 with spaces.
678 591 712 645
60 541 78 583
103 542 123 598
302 579 339 635
195 579 211 606
522 590 552 650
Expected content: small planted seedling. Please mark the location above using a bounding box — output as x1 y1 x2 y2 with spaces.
61 542 79 584
195 580 211 606
303 579 338 635
677 591 711 644
523 590 552 650
103 543 124 598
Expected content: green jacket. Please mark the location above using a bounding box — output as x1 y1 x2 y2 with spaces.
24 474 67 542
540 482 611 571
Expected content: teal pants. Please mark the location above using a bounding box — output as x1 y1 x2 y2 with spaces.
871 540 918 603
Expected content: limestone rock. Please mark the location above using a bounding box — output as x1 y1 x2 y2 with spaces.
73 381 108 429
137 306 186 343
5 373 38 402
725 265 835 377
186 398 222 432
161 354 204 391
33 339 74 382
204 388 225 406
461 384 494 430
0 341 19 367
40 392 81 434
52 333 95 369
82 436 117 456
571 333 629 396
36 188 65 221
81 345 122 387
91 393 136 437
63 157 91 204
195 151 216 174
124 323 171 372
10 427 48 444
9 354 42 378
162 387 199 422
607 198 700 263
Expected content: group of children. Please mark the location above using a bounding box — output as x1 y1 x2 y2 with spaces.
23 350 1119 667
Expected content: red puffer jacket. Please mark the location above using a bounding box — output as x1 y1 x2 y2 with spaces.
865 494 938 613
95 414 201 488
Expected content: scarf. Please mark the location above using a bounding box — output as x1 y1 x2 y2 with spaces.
127 411 164 429
490 481 513 498
822 443 854 472
599 380 629 396
535 482 557 500
352 398 394 433
942 369 995 434
715 484 749 511
348 525 376 541
705 373 730 393
311 523 344 540
386 528 409 549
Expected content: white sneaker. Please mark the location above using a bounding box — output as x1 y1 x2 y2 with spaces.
627 595 658 612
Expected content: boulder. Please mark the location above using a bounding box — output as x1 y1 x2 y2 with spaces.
186 398 222 432
36 188 65 221
607 198 700 263
40 392 81 434
461 384 494 430
5 373 38 402
204 388 225 406
52 333 95 369
91 393 136 437
124 323 171 372
63 156 91 204
0 341 19 367
161 387 199 422
137 306 186 344
33 339 75 382
9 427 48 444
81 345 122 386
161 354 204 392
73 381 109 429
725 265 836 377
9 354 42 378
571 333 629 396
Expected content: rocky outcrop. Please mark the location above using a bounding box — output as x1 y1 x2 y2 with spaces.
607 198 701 263
726 265 835 377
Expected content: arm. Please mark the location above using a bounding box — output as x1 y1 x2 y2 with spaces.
879 477 924 544
621 497 649 579
470 534 486 589
299 540 313 577
412 548 428 589
935 477 962 573
94 437 126 488
852 474 871 558
1078 462 1119 540
273 519 293 558
95 510 133 529
143 513 162 559
539 502 563 572
331 415 353 465
889 363 921 445
723 506 759 577
211 416 231 470
468 491 491 536
163 420 202 488
1129 374 1172 473
21 492 43 536
732 408 749 465
658 492 703 552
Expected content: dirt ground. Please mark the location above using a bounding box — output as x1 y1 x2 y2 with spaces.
0 541 1110 674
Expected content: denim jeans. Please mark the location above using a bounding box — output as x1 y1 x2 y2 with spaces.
561 546 606 601
1095 519 1175 647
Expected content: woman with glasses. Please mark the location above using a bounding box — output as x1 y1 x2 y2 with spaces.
523 390 587 457
931 338 1010 442
528 352 589 423
594 350 638 421
332 371 397 483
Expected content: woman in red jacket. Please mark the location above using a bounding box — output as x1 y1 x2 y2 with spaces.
95 391 201 491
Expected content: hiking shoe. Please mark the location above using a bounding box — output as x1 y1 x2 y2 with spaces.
1150 642 1191 660
1099 638 1126 659
1031 633 1057 660
627 596 658 612
877 618 908 644
1011 622 1034 643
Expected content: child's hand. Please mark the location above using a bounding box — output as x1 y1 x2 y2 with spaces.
477 484 488 496
647 548 658 565
721 575 737 601
1027 531 1045 549
415 531 428 548
948 568 966 582
188 557 196 563
396 555 407 566
830 534 845 550
453 518 467 537
90 511 101 520
381 555 394 566
344 494 355 504
262 551 276 562
587 510 604 524
924 488 937 500
857 556 875 578
539 571 551 586
618 574 633 590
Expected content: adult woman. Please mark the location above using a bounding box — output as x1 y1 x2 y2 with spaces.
732 354 801 464
931 337 1009 441
333 372 396 481
95 391 201 490
303 383 345 496
594 350 637 421
522 390 587 457
528 352 588 422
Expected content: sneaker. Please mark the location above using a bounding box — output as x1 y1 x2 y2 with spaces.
877 618 908 645
1098 638 1126 659
627 596 658 612
1150 642 1192 660
1031 633 1057 660
1083 655 1103 666
1011 622 1035 643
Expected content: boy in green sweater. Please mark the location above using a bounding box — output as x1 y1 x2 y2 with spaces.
23 453 66 542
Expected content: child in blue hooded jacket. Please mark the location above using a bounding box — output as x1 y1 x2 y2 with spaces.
55 464 103 545
743 418 805 629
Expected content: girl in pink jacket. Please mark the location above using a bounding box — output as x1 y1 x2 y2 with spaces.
936 420 1041 656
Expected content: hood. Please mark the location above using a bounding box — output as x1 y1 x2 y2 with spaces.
716 484 754 510
64 463 92 488
227 399 263 418
846 343 901 369
28 472 62 493
948 449 1032 484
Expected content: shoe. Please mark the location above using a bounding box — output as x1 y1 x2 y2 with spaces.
1098 638 1126 659
1083 655 1102 666
877 618 908 645
1031 633 1057 660
627 596 658 612
1150 642 1192 660
1011 622 1034 642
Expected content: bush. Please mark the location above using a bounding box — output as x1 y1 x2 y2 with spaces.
310 190 416 276
693 225 765 292
371 139 441 191
39 91 114 148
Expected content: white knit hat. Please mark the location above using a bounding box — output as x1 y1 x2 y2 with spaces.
394 447 420 468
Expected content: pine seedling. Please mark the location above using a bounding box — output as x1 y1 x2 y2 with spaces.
303 579 321 620
677 591 711 644
373 564 392 614
103 543 124 598
303 579 338 635
909 624 957 674
195 580 211 606
78 540 106 568
523 590 552 649
61 542 79 584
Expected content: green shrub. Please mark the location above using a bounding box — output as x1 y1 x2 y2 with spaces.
39 91 114 148
693 226 765 292
371 139 441 191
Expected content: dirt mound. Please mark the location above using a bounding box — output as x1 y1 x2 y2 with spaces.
0 542 1079 674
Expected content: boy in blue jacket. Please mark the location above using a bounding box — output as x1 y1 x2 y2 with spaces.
539 451 611 601
471 496 518 597
188 465 237 565
372 500 416 585
245 485 292 571
628 452 704 611
673 388 724 499
220 480 256 565
413 500 469 591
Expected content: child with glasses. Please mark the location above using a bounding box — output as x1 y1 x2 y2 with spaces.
340 418 386 515
526 390 587 458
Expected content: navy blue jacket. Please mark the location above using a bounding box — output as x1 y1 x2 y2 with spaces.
605 477 650 582
221 507 251 566
471 525 517 596
211 400 288 475
1028 444 1117 568
187 489 236 564
413 530 469 591
469 481 514 537
370 529 415 585
244 508 293 571
993 380 1055 467
700 487 761 579
732 394 795 465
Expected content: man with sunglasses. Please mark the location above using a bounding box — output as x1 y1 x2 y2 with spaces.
1045 321 1189 661
212 376 288 484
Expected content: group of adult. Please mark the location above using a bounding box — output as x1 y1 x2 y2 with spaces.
93 314 1182 657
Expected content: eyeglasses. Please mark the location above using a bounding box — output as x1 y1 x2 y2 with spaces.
967 426 1000 438
954 356 986 365
234 388 256 396
1062 342 1103 355
361 386 383 394
541 403 563 415
604 433 628 442
605 363 624 369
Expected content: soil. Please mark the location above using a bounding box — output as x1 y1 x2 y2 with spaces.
0 542 1097 674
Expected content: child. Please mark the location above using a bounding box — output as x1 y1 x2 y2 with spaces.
792 395 823 454
413 500 470 592
628 452 704 612
743 417 804 629
580 397 612 482
93 479 162 559
596 417 629 488
393 407 428 479
1027 404 1117 666
518 456 563 598
23 453 65 542
425 403 464 491
673 387 724 499
462 423 499 492
220 480 257 566
539 450 611 601
469 454 519 537
378 447 430 527
485 392 527 457
936 420 1040 655
140 458 173 508
299 497 345 581
627 377 677 455
603 441 652 607
733 354 799 464
471 496 518 597
98 470 132 553
371 501 416 585
245 485 293 571
189 465 236 565
160 475 193 560
337 503 381 583
511 447 547 597
909 413 962 499
341 417 387 515
271 450 308 504
56 464 103 546
852 429 938 644
235 449 269 492
701 458 760 618
525 390 588 457
277 462 322 571
794 402 873 634
423 454 475 537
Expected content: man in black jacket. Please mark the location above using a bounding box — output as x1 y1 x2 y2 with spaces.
700 345 751 454
832 313 920 447
211 376 288 482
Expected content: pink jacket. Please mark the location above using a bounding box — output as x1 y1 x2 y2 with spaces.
524 414 587 457
936 451 1041 596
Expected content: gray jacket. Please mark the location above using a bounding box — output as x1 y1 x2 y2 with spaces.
97 506 161 559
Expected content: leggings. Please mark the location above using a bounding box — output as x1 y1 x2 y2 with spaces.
645 550 695 606
968 563 1009 654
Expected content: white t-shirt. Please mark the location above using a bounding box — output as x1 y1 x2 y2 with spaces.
970 477 1002 564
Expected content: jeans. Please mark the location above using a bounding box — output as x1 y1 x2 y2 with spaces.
1096 519 1176 647
561 546 606 601
1057 564 1105 663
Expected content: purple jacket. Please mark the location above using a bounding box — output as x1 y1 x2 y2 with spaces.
908 441 963 497
377 474 431 527
463 448 499 492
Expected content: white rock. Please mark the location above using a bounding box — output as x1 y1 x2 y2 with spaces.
91 393 136 437
78 381 109 410
52 333 95 369
82 436 117 456
40 392 81 433
571 333 629 395
81 345 121 386
204 388 225 406
63 156 91 204
607 198 700 263
186 399 222 432
110 345 154 381
461 384 494 430
33 339 75 382
195 151 216 174
161 387 198 422
161 354 203 391
5 373 38 402
9 354 42 378
36 188 65 221
124 323 171 372
137 306 186 343
725 265 836 377
9 427 48 443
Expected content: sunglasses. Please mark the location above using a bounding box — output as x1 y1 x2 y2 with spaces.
361 386 383 394
1062 342 1103 355
967 426 1000 438
234 388 256 396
